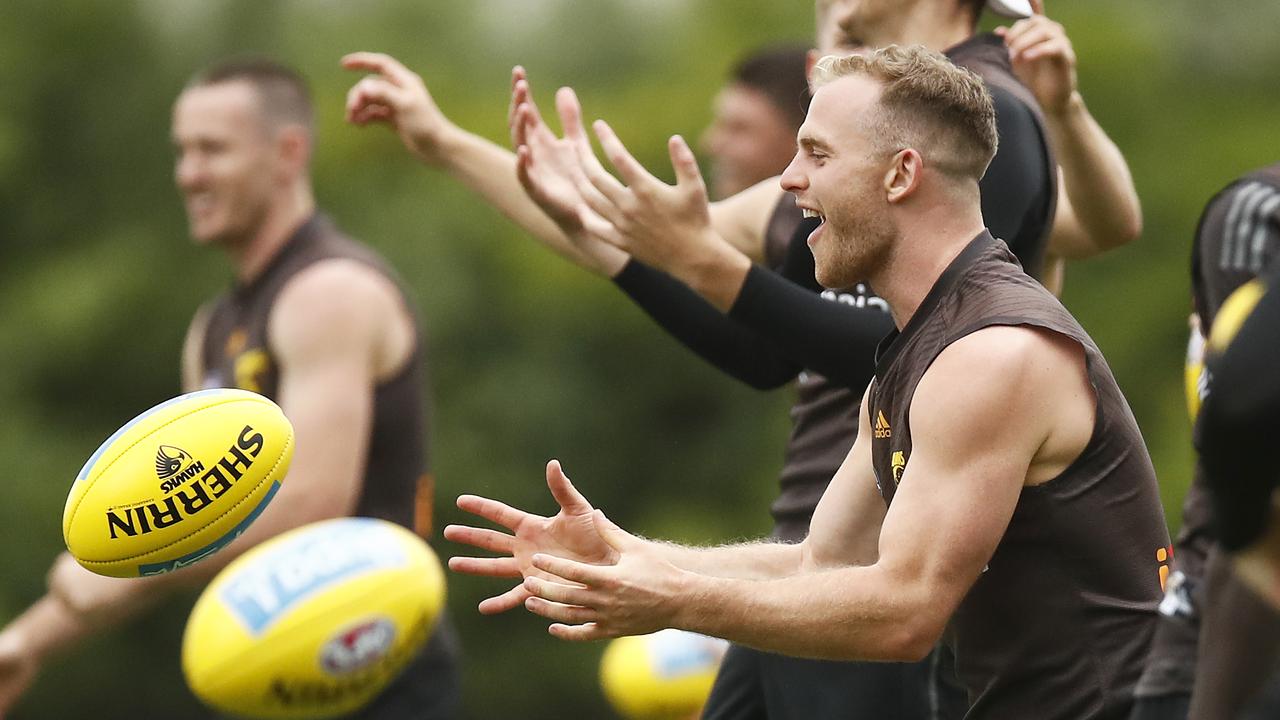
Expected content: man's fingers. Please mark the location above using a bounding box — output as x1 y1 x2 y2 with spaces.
446 555 521 578
548 621 609 642
455 494 531 531
524 596 600 625
1019 38 1073 63
579 205 630 249
591 510 636 553
350 105 392 126
512 104 533 150
340 52 417 88
1030 0 1045 15
345 77 405 121
523 575 593 607
478 585 530 615
556 87 587 142
1006 20 1057 57
593 119 653 188
667 135 706 192
572 134 631 211
531 552 608 586
545 460 593 514
441 524 516 554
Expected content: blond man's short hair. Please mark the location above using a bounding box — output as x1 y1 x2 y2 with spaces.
812 45 998 182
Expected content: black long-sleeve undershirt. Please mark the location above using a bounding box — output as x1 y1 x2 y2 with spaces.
614 220 892 390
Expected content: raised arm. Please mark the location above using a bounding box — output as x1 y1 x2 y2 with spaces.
343 53 623 274
999 2 1142 260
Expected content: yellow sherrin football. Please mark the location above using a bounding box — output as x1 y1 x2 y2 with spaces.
63 388 293 578
600 629 729 720
182 517 446 719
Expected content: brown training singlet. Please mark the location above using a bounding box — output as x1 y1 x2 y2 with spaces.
765 32 1058 543
198 214 433 535
868 232 1169 719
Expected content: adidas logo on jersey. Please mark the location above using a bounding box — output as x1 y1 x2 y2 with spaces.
874 411 892 439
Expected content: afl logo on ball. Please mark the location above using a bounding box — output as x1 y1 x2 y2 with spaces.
156 445 205 494
320 619 397 675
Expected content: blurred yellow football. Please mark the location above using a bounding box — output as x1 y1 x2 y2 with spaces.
600 629 729 720
182 517 445 719
63 388 293 578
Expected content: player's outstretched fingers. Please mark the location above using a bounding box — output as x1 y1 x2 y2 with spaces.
455 494 530 531
667 134 708 195
556 87 588 143
524 595 600 625
508 66 528 129
531 552 608 586
545 460 593 514
441 524 515 554
592 119 653 188
523 575 592 607
548 621 608 642
345 77 402 123
340 52 416 87
447 555 521 578
478 584 532 615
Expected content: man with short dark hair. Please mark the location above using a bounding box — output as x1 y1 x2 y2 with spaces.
0 57 461 719
701 45 810 199
450 44 1169 720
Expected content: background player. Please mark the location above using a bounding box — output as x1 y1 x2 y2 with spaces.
700 45 810 200
0 58 460 719
1197 252 1280 719
1132 162 1280 720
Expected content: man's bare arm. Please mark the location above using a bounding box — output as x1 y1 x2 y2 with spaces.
999 5 1142 260
344 54 767 275
522 327 1087 660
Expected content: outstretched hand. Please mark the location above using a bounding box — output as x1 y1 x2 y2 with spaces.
444 460 618 615
508 68 630 275
571 120 729 281
995 0 1079 116
521 509 688 641
342 52 457 165
509 69 596 233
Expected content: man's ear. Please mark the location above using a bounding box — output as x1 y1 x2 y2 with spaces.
884 148 923 204
276 125 311 181
805 49 820 91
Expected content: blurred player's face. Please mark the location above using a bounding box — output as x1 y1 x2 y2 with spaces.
172 82 279 248
781 75 895 289
815 0 925 56
700 84 799 199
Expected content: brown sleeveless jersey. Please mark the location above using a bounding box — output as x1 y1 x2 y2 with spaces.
764 32 1057 542
867 233 1169 719
198 214 433 534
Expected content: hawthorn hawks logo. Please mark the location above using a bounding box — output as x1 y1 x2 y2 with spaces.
155 445 193 480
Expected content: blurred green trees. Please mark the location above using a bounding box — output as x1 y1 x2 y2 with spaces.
1 1 1277 717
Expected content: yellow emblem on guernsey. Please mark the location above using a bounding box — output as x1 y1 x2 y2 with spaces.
874 410 892 439
891 451 907 485
234 349 271 394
